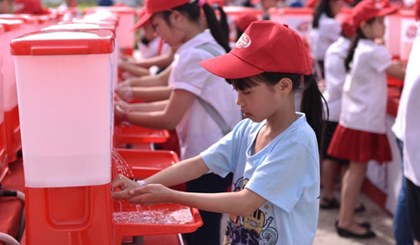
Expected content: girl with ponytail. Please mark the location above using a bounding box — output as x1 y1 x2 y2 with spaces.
327 0 405 239
113 21 325 245
114 0 241 244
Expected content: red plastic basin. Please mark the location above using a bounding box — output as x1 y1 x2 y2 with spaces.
113 124 170 146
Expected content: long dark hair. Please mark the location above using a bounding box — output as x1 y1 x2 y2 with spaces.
228 73 327 150
159 0 231 53
312 0 334 28
344 18 375 72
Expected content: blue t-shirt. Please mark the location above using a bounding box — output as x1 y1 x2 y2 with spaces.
200 113 320 245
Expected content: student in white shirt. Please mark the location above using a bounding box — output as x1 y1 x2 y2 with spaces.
114 1 241 244
327 0 405 239
112 20 325 245
320 15 354 210
392 1 420 244
309 0 348 78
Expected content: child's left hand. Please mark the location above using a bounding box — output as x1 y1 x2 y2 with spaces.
111 174 142 200
114 104 125 124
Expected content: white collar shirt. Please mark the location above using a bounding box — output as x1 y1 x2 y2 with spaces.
309 14 341 61
168 30 242 160
340 39 392 133
323 37 351 122
393 24 420 186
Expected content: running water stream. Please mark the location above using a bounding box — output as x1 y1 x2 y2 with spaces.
110 148 194 224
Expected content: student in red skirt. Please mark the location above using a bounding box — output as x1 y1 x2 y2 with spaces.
327 0 405 238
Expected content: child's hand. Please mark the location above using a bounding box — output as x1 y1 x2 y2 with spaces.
118 78 133 89
114 104 125 124
117 86 134 102
125 184 174 206
111 174 142 200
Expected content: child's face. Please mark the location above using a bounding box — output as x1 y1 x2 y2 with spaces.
151 13 184 48
234 80 281 122
362 16 386 40
329 0 345 17
261 0 278 11
141 25 156 42
0 0 14 14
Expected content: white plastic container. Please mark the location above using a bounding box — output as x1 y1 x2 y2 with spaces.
0 19 23 113
269 8 314 40
0 24 8 182
11 30 115 188
223 6 263 43
42 22 118 91
0 14 38 35
85 7 135 50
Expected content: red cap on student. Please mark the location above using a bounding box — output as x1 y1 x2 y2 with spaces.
133 0 201 29
235 13 258 32
132 8 151 30
351 0 398 30
341 14 356 37
305 0 354 9
14 0 50 14
200 21 313 79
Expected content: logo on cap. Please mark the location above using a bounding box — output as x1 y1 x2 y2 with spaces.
235 33 251 49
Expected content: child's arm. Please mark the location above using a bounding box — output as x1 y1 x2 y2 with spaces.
133 49 174 69
117 89 195 129
116 100 169 113
117 182 266 217
386 60 406 81
119 61 150 77
117 86 173 102
112 155 209 199
119 66 172 88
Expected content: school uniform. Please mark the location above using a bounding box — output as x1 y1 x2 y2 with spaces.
201 113 320 245
309 14 341 62
328 39 392 163
322 37 351 162
169 29 242 161
393 24 420 240
169 29 242 245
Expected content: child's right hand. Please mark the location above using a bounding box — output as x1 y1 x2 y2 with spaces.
111 174 144 200
117 87 134 102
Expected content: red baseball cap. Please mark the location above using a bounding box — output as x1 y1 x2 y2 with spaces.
351 0 398 29
341 14 356 37
305 0 354 9
14 0 50 15
133 0 191 29
200 21 313 79
235 13 258 32
132 8 151 29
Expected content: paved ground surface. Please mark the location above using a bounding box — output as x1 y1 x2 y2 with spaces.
314 193 395 245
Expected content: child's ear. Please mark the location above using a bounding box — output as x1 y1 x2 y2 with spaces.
276 78 293 94
170 10 184 25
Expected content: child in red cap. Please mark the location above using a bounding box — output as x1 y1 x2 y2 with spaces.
113 20 325 245
327 0 405 239
118 8 173 78
309 0 352 78
114 0 241 244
